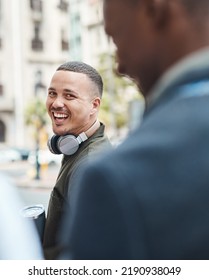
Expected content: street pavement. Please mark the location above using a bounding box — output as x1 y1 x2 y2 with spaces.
0 160 60 212
0 160 59 189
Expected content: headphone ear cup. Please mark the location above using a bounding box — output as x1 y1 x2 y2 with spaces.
48 132 87 156
57 135 80 155
48 135 62 154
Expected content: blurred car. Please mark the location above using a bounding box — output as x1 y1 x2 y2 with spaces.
12 147 30 161
0 147 22 163
28 149 62 166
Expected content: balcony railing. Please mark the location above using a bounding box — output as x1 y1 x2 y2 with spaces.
30 0 43 12
57 0 69 12
31 38 43 51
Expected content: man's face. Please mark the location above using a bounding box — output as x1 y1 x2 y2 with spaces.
103 0 161 94
46 71 99 136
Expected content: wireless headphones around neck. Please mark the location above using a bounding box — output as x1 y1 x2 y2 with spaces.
47 120 100 156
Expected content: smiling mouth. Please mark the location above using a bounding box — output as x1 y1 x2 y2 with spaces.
54 112 68 118
52 112 69 123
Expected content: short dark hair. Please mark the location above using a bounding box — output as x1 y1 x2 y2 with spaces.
57 61 103 98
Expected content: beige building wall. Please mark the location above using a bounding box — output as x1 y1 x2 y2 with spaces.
0 0 70 148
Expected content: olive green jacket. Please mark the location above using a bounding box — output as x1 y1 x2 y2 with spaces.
43 123 111 259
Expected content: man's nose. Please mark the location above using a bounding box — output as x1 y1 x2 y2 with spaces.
52 96 65 108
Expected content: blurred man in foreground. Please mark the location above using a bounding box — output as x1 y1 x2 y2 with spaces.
0 173 43 259
59 0 209 259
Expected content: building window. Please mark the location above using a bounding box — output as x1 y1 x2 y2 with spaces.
0 84 3 96
0 120 6 142
30 0 42 12
31 23 43 51
57 0 69 12
61 29 69 51
61 39 69 51
34 70 46 97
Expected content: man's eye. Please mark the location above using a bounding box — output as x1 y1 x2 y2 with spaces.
65 93 75 99
48 91 56 97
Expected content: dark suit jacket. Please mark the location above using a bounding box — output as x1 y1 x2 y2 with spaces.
59 53 209 259
43 124 111 259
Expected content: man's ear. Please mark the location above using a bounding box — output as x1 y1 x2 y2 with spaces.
90 97 101 115
145 0 170 28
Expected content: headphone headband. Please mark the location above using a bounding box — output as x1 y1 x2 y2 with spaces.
84 119 100 138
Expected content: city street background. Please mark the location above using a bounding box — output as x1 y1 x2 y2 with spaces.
0 160 60 213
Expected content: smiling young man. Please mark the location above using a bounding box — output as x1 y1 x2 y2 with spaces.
43 61 111 259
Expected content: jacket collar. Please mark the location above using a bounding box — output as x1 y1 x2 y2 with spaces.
146 47 209 110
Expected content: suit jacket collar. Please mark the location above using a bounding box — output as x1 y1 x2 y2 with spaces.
146 47 209 110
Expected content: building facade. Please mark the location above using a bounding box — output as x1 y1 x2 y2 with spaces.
69 0 111 66
0 0 70 148
0 0 144 149
69 0 144 138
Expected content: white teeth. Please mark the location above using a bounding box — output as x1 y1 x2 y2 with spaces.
53 112 68 118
